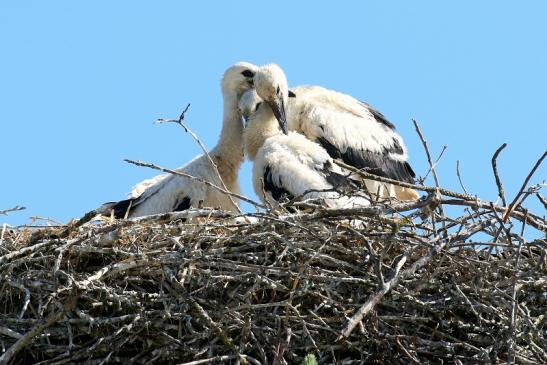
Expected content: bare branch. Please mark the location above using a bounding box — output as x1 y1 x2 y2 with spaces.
492 143 508 206
503 150 547 223
413 119 447 237
0 206 26 216
456 160 469 195
155 104 242 214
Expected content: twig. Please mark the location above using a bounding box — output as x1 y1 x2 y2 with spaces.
156 104 242 214
0 206 26 216
336 161 547 230
334 160 472 200
441 198 545 232
492 143 508 206
413 119 447 236
456 160 469 195
124 159 265 209
0 240 51 265
508 235 524 365
189 298 247 365
339 254 408 339
0 223 7 246
536 193 547 210
395 336 421 365
503 150 547 223
6 280 31 318
0 327 23 340
423 145 448 181
176 356 239 365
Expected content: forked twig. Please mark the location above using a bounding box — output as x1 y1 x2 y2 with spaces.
503 150 547 223
156 104 242 214
413 119 447 237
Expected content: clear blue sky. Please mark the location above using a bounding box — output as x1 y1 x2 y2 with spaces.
1 2 546 229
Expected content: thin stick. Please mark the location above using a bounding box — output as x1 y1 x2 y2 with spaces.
537 193 547 210
189 298 247 365
0 223 7 246
456 160 469 195
503 150 547 223
423 145 447 181
124 159 265 209
339 254 408 339
0 206 26 216
508 236 524 364
413 119 447 236
335 160 546 232
412 119 442 189
492 143 508 206
176 356 238 365
441 198 545 232
335 160 470 200
156 104 242 214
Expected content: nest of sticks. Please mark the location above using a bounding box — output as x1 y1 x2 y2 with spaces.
1 148 546 364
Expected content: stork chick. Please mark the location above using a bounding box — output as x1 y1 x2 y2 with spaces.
240 89 370 209
99 62 258 218
253 64 420 202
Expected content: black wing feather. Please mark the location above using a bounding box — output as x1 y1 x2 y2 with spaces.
359 101 396 130
317 137 415 183
102 189 193 219
263 165 294 202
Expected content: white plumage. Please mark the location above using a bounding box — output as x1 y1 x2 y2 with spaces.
99 62 258 218
253 64 419 202
240 89 370 209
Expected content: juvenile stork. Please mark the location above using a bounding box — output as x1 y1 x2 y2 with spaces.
240 89 370 209
253 64 419 202
99 62 258 218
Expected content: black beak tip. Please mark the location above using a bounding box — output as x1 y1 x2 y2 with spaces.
281 121 289 135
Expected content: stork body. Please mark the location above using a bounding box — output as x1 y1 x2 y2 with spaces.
240 90 369 209
254 65 419 202
100 62 258 218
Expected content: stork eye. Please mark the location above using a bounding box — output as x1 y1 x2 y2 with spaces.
241 70 255 78
255 102 262 112
276 86 280 95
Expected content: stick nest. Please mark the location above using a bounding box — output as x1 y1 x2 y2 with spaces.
1 196 546 364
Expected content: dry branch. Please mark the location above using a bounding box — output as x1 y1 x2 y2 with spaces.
155 104 243 214
0 206 26 216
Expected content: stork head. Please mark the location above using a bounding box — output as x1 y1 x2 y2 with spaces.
238 89 263 126
221 61 259 97
254 64 289 134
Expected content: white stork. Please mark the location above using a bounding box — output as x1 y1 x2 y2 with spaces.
99 62 258 218
240 89 370 209
253 64 419 202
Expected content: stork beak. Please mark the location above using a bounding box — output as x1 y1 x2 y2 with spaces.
269 97 288 135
